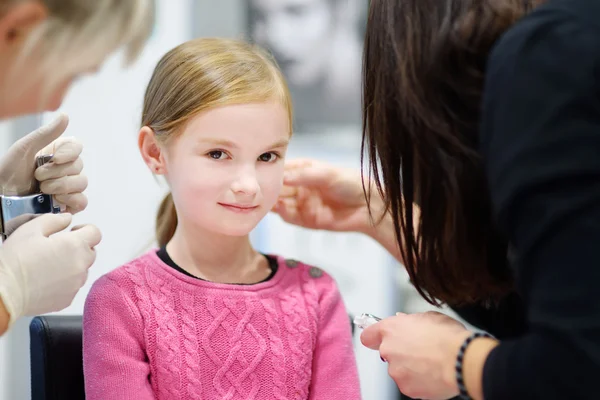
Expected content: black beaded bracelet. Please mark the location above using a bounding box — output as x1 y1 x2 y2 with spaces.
455 331 495 400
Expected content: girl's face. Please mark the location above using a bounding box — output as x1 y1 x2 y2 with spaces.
161 102 290 237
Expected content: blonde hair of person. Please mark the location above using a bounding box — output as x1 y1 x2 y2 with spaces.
141 37 293 248
1 0 153 100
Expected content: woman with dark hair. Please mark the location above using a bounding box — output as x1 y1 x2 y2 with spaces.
274 0 600 398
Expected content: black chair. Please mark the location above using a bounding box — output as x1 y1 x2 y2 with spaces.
30 315 85 400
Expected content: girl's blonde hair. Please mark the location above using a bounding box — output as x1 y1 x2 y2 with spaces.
141 37 293 248
2 0 153 99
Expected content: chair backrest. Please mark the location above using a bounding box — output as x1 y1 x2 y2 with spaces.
29 315 85 400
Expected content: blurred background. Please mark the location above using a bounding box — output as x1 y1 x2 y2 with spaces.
0 1 464 398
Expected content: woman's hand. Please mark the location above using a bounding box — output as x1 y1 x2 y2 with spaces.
0 114 88 213
361 311 476 400
273 158 410 263
273 158 383 234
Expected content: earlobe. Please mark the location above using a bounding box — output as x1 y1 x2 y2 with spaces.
0 2 47 48
138 126 166 175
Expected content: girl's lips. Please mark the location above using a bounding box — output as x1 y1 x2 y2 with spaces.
218 203 259 213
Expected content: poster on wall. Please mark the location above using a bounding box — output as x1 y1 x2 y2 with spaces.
247 0 367 138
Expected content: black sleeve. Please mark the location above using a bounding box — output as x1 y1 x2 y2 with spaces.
479 6 600 400
451 291 527 340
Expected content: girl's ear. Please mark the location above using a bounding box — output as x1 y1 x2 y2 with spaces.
138 126 166 175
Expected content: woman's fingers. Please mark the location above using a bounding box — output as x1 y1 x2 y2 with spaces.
279 184 298 198
360 321 385 350
272 198 300 222
35 158 83 181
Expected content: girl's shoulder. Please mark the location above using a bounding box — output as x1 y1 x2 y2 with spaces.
86 250 160 303
269 254 341 294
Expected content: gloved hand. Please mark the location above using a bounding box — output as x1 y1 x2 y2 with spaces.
0 213 101 326
0 113 88 213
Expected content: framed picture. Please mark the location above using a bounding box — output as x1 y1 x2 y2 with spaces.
247 0 368 135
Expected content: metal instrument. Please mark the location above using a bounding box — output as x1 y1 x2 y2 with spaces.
0 155 61 240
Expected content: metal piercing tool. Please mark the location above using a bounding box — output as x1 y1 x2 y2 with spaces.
354 313 388 362
353 313 382 330
0 154 61 241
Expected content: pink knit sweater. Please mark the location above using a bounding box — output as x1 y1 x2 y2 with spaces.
83 250 360 399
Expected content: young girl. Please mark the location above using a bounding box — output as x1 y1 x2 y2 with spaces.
82 37 360 399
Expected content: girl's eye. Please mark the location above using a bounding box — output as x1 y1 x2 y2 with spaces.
208 151 228 160
258 152 278 163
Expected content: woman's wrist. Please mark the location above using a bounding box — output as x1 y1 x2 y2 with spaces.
364 209 406 263
358 196 386 236
358 192 417 265
448 331 499 400
355 181 387 232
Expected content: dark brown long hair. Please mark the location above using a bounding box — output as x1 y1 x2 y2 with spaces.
361 0 541 306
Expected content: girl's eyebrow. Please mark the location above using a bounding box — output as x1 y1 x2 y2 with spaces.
266 139 290 149
198 138 238 148
198 138 290 149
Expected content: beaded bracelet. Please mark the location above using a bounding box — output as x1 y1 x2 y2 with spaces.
456 331 495 400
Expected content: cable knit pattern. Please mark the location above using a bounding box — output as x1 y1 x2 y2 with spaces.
261 298 287 400
148 269 182 398
82 250 361 400
280 290 311 399
179 290 203 399
301 274 321 349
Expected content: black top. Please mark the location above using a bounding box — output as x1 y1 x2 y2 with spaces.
453 0 600 398
156 247 278 285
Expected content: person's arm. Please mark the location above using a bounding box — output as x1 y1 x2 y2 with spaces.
472 6 600 399
457 336 499 400
361 201 403 263
308 269 361 399
277 159 410 264
83 274 155 399
360 190 419 265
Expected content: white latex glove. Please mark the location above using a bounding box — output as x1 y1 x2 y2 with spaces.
0 113 88 213
0 213 101 326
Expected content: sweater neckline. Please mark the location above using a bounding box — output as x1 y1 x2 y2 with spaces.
145 249 289 293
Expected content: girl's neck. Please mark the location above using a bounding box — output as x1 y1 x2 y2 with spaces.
165 222 270 284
